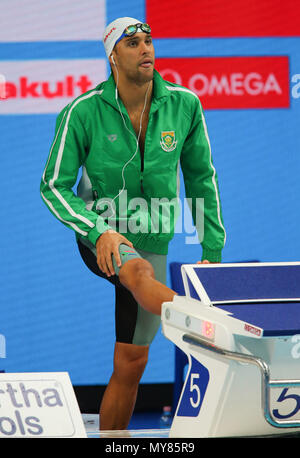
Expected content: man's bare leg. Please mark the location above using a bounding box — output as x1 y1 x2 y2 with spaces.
119 258 176 316
99 257 175 430
99 342 149 431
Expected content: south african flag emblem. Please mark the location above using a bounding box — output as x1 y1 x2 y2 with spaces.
160 131 177 152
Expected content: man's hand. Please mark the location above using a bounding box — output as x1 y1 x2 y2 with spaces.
96 230 134 277
197 260 210 264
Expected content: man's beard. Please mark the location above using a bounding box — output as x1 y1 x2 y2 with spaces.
127 66 154 86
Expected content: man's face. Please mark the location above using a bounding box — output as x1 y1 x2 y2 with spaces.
112 32 155 85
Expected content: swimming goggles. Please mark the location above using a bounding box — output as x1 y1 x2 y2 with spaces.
124 23 151 36
115 23 151 46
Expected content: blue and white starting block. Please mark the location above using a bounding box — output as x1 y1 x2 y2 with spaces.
162 262 300 438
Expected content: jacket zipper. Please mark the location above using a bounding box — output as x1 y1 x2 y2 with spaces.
128 110 148 194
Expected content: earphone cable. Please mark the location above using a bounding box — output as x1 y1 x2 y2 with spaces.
99 62 151 219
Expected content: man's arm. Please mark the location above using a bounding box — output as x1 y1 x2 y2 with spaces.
180 98 226 263
40 105 110 246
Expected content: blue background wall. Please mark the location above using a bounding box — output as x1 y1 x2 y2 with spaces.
0 0 299 384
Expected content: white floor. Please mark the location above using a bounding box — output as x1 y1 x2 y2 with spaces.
82 414 170 438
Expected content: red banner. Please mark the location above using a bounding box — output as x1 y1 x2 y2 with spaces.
155 56 290 109
147 0 300 38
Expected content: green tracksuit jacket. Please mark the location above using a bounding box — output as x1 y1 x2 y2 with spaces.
40 70 226 262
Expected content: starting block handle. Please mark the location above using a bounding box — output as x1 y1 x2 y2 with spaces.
182 333 300 429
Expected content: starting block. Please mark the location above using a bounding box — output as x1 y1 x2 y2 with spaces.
162 262 300 438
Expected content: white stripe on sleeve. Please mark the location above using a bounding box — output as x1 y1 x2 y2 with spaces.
44 90 103 231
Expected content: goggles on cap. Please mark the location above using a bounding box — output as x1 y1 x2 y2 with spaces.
115 23 151 47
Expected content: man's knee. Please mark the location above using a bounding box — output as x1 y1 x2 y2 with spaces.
113 343 149 384
118 258 154 290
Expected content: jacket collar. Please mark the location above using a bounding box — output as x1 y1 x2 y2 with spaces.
100 69 170 114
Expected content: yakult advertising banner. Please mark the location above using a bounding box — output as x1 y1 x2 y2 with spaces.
0 60 106 114
0 0 107 114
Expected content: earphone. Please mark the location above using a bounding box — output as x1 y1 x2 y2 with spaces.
97 54 151 219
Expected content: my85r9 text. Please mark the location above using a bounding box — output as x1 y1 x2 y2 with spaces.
148 442 195 453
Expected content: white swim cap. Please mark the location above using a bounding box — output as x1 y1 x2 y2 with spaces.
102 17 145 58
